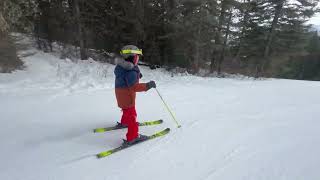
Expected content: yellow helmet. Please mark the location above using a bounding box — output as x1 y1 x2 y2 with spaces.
120 45 143 59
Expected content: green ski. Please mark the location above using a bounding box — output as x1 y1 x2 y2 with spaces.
93 119 163 133
96 128 170 158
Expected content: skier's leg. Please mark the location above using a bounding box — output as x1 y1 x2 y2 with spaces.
126 106 138 141
120 109 128 125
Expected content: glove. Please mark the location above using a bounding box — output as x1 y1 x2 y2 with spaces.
146 81 156 90
139 73 143 79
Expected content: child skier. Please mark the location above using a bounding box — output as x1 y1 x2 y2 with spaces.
114 45 156 145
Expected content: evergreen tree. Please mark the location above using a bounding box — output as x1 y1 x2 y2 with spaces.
306 31 320 53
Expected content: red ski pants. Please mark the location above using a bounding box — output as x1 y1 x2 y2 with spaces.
121 106 138 141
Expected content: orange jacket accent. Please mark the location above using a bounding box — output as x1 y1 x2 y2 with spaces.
115 82 147 109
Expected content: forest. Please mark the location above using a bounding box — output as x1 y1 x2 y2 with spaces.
1 0 320 80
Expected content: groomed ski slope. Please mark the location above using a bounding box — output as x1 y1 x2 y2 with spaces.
1 35 320 180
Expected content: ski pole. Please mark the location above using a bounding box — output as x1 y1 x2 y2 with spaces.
155 88 181 128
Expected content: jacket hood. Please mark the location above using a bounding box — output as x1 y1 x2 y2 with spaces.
115 57 134 70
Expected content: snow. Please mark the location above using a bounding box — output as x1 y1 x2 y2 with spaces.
1 34 320 180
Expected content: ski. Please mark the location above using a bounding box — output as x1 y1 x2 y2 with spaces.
96 128 170 158
93 119 163 133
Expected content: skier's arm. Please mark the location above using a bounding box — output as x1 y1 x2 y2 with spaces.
125 70 155 92
132 83 148 92
132 80 156 92
125 71 147 92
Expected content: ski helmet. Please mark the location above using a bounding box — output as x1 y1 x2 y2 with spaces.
120 45 143 59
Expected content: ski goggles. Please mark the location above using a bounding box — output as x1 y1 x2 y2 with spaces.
120 49 143 56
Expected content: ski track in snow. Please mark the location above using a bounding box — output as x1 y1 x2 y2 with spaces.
1 34 320 180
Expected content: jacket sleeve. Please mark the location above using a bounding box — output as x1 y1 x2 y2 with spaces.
131 83 147 92
124 67 147 92
125 71 138 87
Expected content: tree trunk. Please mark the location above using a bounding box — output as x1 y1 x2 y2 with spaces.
234 0 250 63
210 52 216 73
0 10 23 73
256 0 284 77
216 0 227 45
0 11 9 35
74 0 87 60
193 27 201 74
217 10 232 75
168 0 176 9
135 0 145 46
264 0 284 58
211 0 227 73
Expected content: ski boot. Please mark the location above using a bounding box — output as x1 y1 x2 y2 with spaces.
115 122 128 129
122 134 148 146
